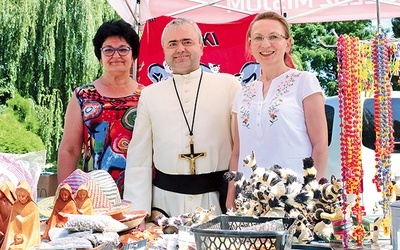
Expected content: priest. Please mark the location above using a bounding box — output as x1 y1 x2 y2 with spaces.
124 17 240 217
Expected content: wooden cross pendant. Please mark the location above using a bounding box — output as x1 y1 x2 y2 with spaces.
179 139 206 175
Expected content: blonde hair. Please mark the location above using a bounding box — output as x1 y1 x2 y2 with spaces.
245 12 295 68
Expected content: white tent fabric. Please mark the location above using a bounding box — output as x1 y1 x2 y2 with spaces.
108 0 400 26
107 0 139 27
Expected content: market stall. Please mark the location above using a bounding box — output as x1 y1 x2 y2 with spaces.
1 0 400 249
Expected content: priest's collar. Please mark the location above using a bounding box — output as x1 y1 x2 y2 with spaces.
172 67 202 81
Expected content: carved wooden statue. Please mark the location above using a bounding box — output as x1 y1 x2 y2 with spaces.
8 234 24 250
75 184 94 215
0 181 16 248
42 183 78 239
0 180 40 250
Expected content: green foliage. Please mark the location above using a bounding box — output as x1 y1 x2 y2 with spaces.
393 18 400 38
0 0 119 167
6 92 40 133
291 20 376 96
0 112 45 154
36 90 65 163
290 20 400 95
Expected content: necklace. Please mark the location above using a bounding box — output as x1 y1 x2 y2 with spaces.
173 70 206 175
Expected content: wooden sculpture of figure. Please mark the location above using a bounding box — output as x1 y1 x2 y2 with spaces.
0 181 16 247
42 183 78 239
0 180 40 250
75 184 93 215
8 234 24 250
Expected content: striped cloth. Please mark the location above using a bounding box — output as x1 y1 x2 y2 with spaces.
39 169 131 218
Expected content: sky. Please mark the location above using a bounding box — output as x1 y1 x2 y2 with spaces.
371 18 394 36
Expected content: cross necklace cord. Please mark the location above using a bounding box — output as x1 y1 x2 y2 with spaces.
173 70 206 175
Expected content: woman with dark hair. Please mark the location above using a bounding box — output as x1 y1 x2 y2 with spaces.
57 20 144 197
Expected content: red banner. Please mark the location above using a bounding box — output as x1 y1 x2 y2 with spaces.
137 15 260 86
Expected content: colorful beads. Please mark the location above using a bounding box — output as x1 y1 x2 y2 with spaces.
372 32 394 219
337 34 365 247
336 33 397 246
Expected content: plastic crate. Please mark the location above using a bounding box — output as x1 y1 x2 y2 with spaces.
191 216 296 250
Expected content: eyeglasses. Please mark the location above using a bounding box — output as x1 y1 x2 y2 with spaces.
249 34 287 45
100 46 132 57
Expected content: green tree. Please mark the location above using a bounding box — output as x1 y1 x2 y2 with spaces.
291 20 376 96
6 92 40 133
0 0 119 165
0 112 45 154
392 18 400 37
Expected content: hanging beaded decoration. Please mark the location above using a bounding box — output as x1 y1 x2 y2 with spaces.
360 42 374 95
372 32 394 236
337 34 365 247
389 42 400 84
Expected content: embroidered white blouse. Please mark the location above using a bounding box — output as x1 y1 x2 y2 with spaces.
233 69 324 178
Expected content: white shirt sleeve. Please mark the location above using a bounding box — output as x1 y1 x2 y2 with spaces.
124 88 153 214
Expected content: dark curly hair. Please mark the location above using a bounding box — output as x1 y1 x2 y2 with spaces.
92 19 140 60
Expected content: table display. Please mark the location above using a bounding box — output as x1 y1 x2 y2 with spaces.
0 153 398 250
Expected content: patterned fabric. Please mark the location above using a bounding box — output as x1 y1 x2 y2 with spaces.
38 169 132 218
239 71 300 128
75 83 144 196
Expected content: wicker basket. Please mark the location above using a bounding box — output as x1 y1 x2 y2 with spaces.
191 216 296 250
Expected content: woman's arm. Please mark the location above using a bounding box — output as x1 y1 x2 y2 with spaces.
304 92 328 180
226 113 240 211
57 94 84 183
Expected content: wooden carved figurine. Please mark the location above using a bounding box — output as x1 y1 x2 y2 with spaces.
75 184 93 215
8 234 24 250
0 180 40 250
42 183 78 239
0 181 16 247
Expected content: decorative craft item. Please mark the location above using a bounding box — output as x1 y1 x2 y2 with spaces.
75 184 94 215
225 152 345 244
0 180 40 250
37 169 132 218
372 31 394 236
42 183 78 239
0 181 16 247
337 34 365 247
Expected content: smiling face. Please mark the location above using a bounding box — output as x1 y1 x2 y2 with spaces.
100 36 134 76
162 23 203 75
248 19 291 67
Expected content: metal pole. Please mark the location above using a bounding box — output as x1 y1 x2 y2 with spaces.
125 0 139 27
376 0 381 32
